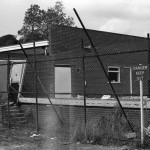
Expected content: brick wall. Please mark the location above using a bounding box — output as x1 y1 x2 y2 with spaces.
49 25 149 97
20 104 150 132
0 25 148 98
21 54 54 98
0 106 2 123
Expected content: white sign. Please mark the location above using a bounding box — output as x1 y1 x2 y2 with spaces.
133 64 147 81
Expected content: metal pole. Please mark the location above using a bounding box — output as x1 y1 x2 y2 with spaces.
7 54 10 129
32 25 39 132
81 39 87 126
140 79 144 146
147 33 150 98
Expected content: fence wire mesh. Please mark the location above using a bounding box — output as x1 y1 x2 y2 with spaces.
0 31 150 147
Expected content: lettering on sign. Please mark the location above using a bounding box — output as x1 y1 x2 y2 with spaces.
133 65 147 71
136 76 143 81
136 71 144 76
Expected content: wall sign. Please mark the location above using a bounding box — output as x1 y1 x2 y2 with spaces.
132 64 147 81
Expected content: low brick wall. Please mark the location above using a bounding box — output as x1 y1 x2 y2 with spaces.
0 106 2 123
19 104 150 132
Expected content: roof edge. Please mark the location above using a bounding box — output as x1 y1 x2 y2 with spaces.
51 24 147 39
0 40 49 53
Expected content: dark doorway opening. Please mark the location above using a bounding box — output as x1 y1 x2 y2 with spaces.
10 83 19 103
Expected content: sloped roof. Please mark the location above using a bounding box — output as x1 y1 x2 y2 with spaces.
0 40 49 53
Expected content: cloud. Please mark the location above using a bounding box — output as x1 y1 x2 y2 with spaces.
0 0 150 37
77 0 150 20
66 0 150 37
99 19 130 34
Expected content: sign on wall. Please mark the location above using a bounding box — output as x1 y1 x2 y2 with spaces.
132 64 148 81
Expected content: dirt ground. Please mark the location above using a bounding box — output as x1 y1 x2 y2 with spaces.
0 124 122 150
0 124 148 150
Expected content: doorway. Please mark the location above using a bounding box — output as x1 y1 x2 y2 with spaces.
55 66 71 98
10 60 26 103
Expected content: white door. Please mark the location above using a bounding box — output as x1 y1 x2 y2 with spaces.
11 61 24 83
55 66 71 98
10 60 26 99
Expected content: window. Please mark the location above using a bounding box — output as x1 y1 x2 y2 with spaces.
108 67 120 83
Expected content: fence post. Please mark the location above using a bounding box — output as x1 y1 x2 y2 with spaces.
140 79 144 146
81 39 87 126
32 25 39 132
147 33 150 98
7 54 11 129
74 8 134 132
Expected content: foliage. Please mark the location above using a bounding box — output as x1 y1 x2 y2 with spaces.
0 34 18 46
71 106 132 145
18 1 75 42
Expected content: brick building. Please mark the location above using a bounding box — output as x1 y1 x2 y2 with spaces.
0 25 149 104
48 25 149 98
0 25 150 129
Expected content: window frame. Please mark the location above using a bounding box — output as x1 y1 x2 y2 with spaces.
108 66 120 83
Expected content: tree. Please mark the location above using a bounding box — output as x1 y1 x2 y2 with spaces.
18 1 75 42
0 35 18 47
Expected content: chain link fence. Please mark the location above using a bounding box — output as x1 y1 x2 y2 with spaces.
0 30 150 147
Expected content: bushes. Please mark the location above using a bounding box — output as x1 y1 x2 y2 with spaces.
71 105 131 145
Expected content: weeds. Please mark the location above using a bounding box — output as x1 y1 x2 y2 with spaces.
71 105 132 145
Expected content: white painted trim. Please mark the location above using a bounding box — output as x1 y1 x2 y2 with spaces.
0 40 49 53
124 67 133 95
19 97 150 108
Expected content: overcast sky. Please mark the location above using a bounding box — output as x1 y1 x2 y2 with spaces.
0 0 150 38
